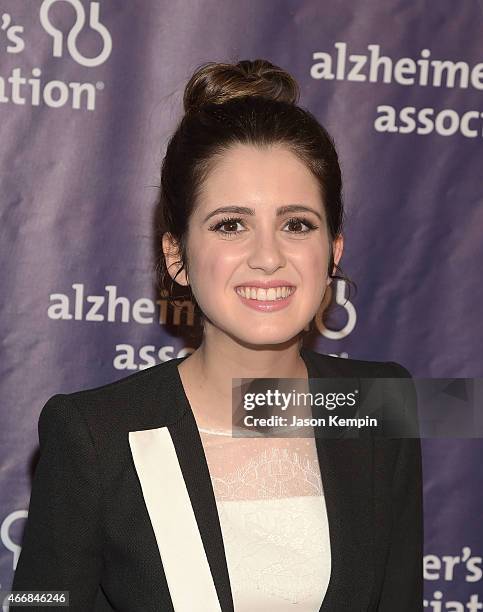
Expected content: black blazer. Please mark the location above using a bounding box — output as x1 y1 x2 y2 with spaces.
12 347 423 611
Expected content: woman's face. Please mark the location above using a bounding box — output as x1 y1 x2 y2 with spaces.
164 143 343 346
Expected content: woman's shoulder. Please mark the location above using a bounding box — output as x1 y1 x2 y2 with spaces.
301 346 412 378
40 357 185 437
69 356 180 400
302 348 419 439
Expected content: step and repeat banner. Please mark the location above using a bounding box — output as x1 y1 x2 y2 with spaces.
1 0 482 607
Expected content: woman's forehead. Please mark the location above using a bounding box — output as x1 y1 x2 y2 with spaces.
197 144 323 212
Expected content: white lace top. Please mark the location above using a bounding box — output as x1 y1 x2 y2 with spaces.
198 430 331 611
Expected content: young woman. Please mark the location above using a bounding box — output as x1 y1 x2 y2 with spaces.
12 59 423 611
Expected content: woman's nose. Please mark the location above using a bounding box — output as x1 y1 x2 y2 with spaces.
246 231 286 272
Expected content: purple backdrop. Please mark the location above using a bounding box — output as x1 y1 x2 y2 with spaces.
1 1 482 607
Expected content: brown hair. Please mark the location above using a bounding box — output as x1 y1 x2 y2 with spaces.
154 59 355 325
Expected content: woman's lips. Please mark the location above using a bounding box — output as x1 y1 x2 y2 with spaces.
234 287 296 312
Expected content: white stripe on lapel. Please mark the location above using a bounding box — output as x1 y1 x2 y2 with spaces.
129 427 222 612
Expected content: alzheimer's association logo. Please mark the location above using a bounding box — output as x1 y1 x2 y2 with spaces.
40 0 112 67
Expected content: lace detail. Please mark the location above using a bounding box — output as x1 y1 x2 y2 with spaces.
200 434 324 500
210 445 323 501
199 431 331 611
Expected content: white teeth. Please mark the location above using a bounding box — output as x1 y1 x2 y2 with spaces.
236 286 295 301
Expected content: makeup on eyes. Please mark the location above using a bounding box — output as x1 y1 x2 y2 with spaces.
208 215 319 238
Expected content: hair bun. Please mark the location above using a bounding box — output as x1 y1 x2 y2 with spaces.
183 59 300 114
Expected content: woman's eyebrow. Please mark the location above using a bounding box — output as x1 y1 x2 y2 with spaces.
203 204 322 223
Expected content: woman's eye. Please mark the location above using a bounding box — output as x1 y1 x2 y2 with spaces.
220 219 244 233
209 217 245 237
284 217 319 234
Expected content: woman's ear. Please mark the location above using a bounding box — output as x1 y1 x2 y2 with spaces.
327 234 344 284
162 232 189 286
332 234 344 270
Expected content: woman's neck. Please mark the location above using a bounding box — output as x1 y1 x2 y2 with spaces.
177 334 309 432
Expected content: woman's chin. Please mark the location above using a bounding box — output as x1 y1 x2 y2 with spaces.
226 324 303 348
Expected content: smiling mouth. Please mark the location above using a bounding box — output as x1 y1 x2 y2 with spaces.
235 286 296 301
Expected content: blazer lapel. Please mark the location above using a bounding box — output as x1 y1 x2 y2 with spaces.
301 347 375 610
128 358 234 612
